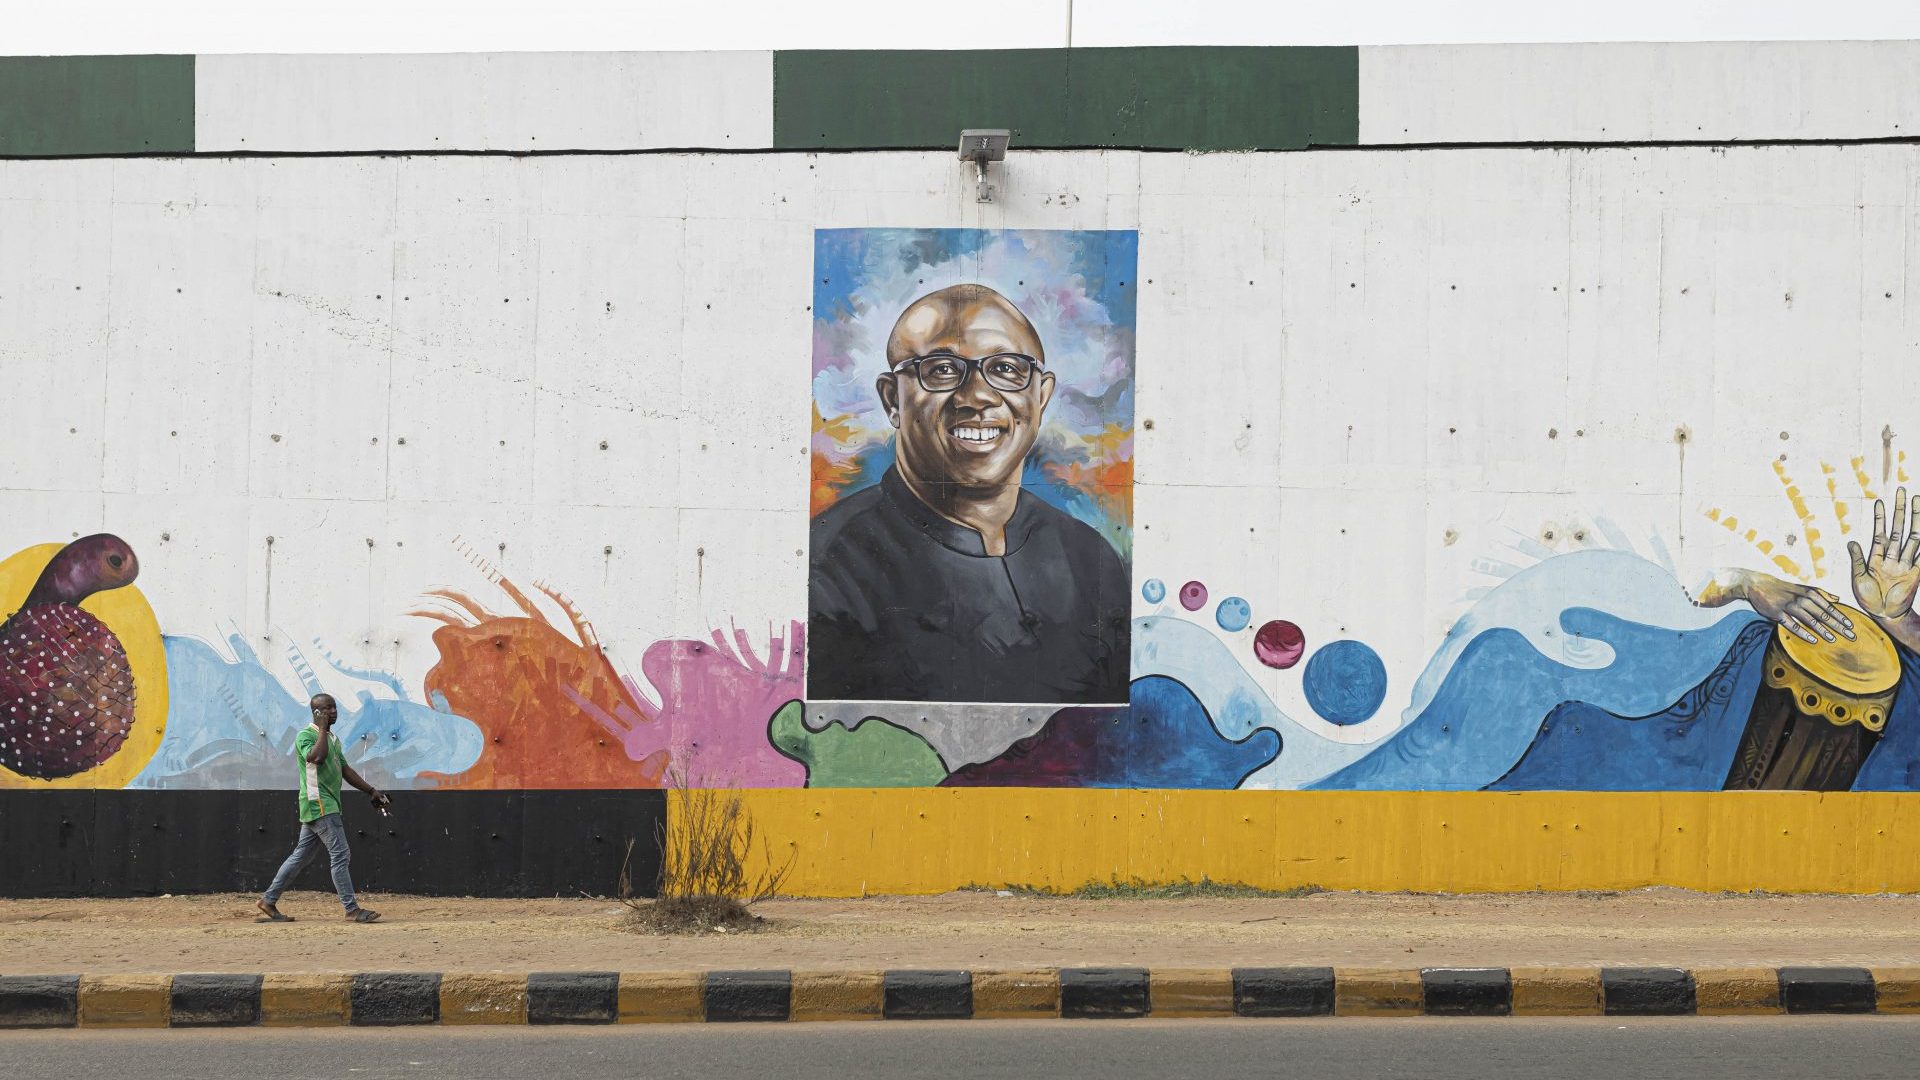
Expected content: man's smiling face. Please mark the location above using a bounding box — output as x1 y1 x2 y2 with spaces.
879 284 1054 493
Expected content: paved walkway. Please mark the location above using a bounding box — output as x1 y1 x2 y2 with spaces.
5 889 1920 974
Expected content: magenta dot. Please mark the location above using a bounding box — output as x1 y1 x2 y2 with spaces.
1179 581 1208 611
1253 620 1306 669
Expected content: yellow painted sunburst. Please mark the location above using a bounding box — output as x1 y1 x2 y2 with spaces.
1704 451 1910 587
0 542 168 788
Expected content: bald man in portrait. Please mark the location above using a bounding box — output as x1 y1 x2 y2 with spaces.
809 284 1131 704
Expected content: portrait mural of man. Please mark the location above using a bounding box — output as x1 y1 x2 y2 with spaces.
808 229 1137 705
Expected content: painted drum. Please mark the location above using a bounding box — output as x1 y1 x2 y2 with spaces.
1724 605 1899 791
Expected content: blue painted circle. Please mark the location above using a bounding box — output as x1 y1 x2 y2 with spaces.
1142 579 1166 604
1215 596 1252 632
1302 640 1388 726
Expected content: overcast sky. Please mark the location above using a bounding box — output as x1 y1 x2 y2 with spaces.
11 0 1920 54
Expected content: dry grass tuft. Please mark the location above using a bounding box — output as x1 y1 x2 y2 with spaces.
619 784 793 936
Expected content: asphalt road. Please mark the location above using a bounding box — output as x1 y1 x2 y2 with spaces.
5 1018 1918 1079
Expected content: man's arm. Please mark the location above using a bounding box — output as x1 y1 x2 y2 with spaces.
1689 568 1855 644
301 729 326 764
1876 612 1920 656
340 761 389 806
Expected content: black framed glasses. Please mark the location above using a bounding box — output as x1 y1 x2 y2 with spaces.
891 352 1043 393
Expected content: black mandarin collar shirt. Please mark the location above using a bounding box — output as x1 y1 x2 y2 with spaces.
808 466 1130 705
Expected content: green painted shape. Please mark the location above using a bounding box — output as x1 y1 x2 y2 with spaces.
773 47 1356 150
769 701 948 788
0 55 194 156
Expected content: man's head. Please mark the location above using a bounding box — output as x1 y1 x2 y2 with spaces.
310 693 337 729
878 284 1054 493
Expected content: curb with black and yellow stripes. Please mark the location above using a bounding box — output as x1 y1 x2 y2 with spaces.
3 966 1918 1027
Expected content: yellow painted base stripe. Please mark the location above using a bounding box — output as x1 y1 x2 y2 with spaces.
1871 968 1920 1012
1694 968 1783 1015
972 970 1060 1018
1335 968 1423 1016
714 789 1920 896
77 974 172 1028
1509 967 1605 1016
1147 969 1234 1017
260 973 352 1026
439 973 528 1025
618 972 705 1023
790 971 884 1021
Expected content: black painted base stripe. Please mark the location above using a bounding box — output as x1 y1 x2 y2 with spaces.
705 970 791 1022
1422 968 1512 1017
883 970 972 1019
1061 968 1150 1019
350 973 442 1026
1780 967 1876 1014
170 973 262 1027
0 975 79 1028
529 972 618 1024
1233 967 1335 1017
1602 968 1696 1016
0 789 665 901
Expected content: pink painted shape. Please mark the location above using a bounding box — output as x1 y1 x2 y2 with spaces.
588 619 808 789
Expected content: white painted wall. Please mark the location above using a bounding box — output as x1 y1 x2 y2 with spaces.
194 52 775 152
1360 40 1920 143
2 144 1915 749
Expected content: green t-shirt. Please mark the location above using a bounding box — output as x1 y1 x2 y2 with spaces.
294 725 344 823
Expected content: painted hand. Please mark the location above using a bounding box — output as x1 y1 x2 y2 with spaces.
1741 572 1856 645
1849 486 1920 622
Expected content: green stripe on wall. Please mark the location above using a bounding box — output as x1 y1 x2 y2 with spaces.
773 47 1357 151
0 55 194 156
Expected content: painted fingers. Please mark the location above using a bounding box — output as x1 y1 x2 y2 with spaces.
1865 487 1919 568
1902 486 1920 567
1783 590 1854 644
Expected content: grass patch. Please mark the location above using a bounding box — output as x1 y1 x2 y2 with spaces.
971 877 1326 900
621 895 771 936
617 784 793 936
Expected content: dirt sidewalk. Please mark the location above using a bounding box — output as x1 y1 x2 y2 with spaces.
4 889 1919 974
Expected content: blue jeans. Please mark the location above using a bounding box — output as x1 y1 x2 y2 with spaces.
262 812 357 912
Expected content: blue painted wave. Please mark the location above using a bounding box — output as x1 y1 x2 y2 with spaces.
132 633 483 790
1490 620 1772 790
1314 608 1763 790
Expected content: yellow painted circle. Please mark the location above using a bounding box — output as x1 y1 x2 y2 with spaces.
1776 602 1901 697
0 542 168 788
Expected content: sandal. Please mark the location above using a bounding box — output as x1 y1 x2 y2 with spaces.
255 901 295 923
346 907 382 923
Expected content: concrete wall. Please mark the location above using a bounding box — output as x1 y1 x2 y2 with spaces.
6 43 1920 893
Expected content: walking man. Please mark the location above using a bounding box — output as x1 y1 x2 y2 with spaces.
256 693 391 923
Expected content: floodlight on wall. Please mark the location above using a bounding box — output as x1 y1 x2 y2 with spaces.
959 129 1011 203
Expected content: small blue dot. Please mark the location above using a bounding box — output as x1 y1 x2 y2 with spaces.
1302 640 1388 726
1142 579 1166 604
1215 596 1252 632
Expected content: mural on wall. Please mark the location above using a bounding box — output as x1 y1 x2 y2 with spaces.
807 228 1136 706
4 217 1918 799
133 630 482 791
10 467 1920 793
0 537 167 789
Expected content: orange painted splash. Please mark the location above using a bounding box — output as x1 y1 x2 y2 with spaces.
812 404 880 515
1043 422 1135 527
410 563 667 790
